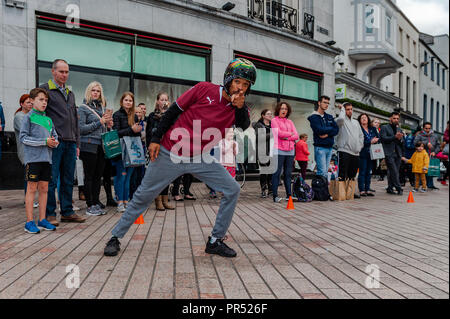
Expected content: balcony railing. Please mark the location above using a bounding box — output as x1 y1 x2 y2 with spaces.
248 0 304 35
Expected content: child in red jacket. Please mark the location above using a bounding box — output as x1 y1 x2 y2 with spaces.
295 134 310 180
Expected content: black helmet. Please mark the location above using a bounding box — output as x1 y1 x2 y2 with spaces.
223 58 257 96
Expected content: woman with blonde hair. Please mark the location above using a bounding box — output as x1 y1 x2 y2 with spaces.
78 81 112 216
112 92 142 212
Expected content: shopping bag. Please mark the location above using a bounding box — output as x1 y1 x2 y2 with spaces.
102 130 122 159
427 158 441 177
121 136 146 167
328 180 337 200
370 144 385 160
76 158 84 186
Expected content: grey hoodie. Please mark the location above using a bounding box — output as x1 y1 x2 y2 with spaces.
336 107 364 156
19 109 58 165
78 99 106 153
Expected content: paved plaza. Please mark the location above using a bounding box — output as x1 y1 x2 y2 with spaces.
0 180 448 299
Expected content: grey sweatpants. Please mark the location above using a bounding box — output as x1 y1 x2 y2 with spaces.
111 146 241 239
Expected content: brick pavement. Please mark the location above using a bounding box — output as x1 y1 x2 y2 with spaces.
0 180 448 299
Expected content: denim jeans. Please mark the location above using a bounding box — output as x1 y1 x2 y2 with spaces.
426 175 435 188
314 146 333 178
271 154 294 198
46 141 77 217
358 156 372 192
112 159 134 202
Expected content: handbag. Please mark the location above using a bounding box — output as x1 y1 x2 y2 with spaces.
121 136 146 167
102 130 122 159
370 143 385 160
427 158 441 177
81 104 120 159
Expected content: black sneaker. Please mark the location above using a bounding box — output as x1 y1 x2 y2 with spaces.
205 236 237 258
386 188 395 194
106 198 118 207
104 236 121 256
261 191 267 198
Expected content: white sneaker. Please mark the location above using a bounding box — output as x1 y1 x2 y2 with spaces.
117 203 126 213
33 202 39 208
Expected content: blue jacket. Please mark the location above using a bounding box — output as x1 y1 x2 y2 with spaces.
360 126 379 159
307 111 339 148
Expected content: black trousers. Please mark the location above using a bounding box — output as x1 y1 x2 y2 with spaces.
297 160 308 180
385 155 402 191
80 146 105 207
399 162 415 186
338 152 359 180
129 166 145 200
172 174 194 196
258 161 272 191
102 158 114 200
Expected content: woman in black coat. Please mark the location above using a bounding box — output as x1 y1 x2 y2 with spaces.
112 92 142 213
146 92 176 211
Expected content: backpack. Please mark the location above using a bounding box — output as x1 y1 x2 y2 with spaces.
293 176 314 202
405 134 415 150
311 175 330 201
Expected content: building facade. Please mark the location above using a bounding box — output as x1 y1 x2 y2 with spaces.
0 0 340 188
333 0 403 124
419 33 448 135
389 4 421 130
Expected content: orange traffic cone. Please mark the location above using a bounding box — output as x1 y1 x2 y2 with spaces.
134 214 145 224
407 191 415 203
286 196 295 210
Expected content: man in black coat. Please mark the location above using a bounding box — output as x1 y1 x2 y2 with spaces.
380 112 404 195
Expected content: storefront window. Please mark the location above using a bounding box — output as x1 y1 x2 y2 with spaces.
135 46 206 81
37 29 132 72
252 69 279 94
280 74 319 101
134 79 192 111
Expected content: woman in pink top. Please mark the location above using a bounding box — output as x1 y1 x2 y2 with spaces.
271 102 299 202
295 133 310 180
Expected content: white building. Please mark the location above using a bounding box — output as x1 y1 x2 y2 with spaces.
333 0 403 124
419 33 448 135
389 3 421 130
0 0 340 188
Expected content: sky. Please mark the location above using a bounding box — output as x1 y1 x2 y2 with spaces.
396 0 449 35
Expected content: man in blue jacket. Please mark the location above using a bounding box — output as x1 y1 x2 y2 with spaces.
307 96 339 177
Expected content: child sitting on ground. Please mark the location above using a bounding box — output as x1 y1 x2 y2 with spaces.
405 141 429 193
20 88 59 233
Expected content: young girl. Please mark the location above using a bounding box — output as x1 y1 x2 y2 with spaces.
295 133 310 181
327 158 338 183
219 128 238 178
406 141 429 193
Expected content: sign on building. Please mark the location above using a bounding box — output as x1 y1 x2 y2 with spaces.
335 84 347 99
